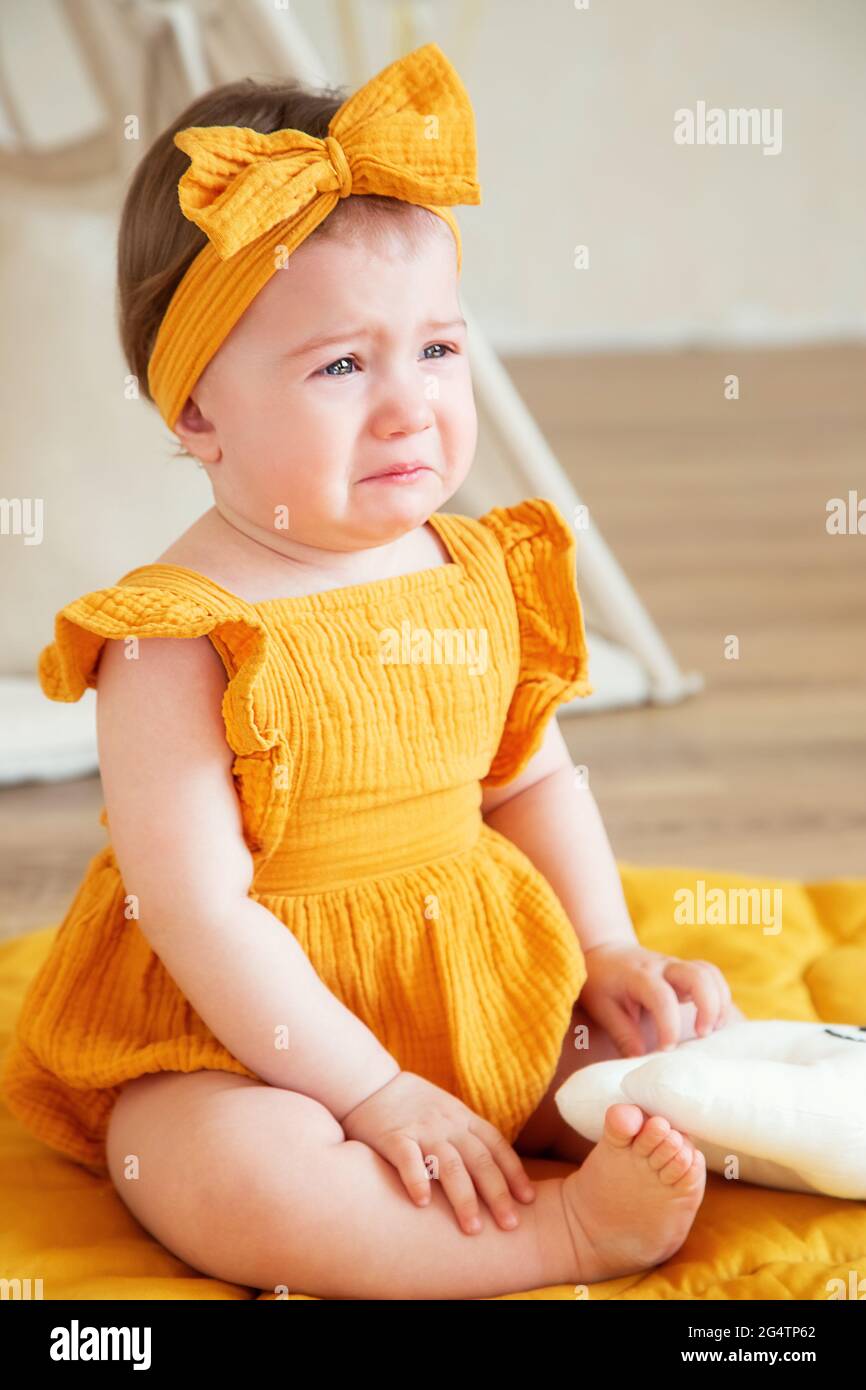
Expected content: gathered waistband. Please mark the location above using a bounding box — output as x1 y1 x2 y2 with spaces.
251 785 483 896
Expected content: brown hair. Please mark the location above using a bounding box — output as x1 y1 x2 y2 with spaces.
116 75 449 425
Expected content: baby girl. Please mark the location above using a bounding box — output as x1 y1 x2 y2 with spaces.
2 44 745 1299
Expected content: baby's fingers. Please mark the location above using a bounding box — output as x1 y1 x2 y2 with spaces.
713 968 734 1025
454 1133 524 1231
435 1141 486 1234
667 960 725 1036
478 1125 537 1204
691 962 730 1035
384 1133 436 1208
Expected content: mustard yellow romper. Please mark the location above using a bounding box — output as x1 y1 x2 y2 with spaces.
1 497 594 1172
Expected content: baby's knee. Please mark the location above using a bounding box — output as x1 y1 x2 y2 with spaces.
111 1075 353 1291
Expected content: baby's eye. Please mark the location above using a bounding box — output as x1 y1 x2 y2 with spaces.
423 343 455 359
317 344 455 377
319 356 357 377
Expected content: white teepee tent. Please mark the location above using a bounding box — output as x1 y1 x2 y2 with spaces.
0 0 701 785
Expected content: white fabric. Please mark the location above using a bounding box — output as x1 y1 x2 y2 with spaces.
556 1020 866 1200
0 677 97 785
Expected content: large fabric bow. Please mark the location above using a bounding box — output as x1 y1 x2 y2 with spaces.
172 41 480 260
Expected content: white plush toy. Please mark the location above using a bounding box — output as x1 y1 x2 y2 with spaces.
555 1021 866 1200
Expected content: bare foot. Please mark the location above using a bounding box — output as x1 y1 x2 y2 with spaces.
559 1103 706 1283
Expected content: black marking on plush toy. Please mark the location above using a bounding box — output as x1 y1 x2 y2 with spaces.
823 1027 866 1043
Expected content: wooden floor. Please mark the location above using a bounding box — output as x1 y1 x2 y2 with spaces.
544 343 866 882
1 345 864 940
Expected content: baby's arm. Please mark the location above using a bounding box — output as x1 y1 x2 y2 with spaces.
480 717 637 954
482 719 743 1043
96 633 400 1122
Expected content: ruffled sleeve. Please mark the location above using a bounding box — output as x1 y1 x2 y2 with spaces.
477 496 594 787
37 584 278 758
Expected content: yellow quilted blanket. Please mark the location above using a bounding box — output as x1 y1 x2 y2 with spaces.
2 863 865 1300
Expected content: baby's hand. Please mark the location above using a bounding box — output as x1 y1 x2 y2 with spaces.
579 942 735 1057
340 1070 536 1235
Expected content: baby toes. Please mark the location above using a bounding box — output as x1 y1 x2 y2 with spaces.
657 1139 697 1185
646 1127 687 1173
631 1114 672 1157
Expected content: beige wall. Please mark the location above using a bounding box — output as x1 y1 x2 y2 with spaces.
3 0 863 352
296 0 866 349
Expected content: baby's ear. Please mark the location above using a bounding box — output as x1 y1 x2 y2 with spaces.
173 395 221 465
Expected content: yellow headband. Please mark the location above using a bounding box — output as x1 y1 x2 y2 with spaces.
147 41 481 431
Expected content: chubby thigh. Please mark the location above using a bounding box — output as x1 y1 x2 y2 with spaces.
106 1070 346 1291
